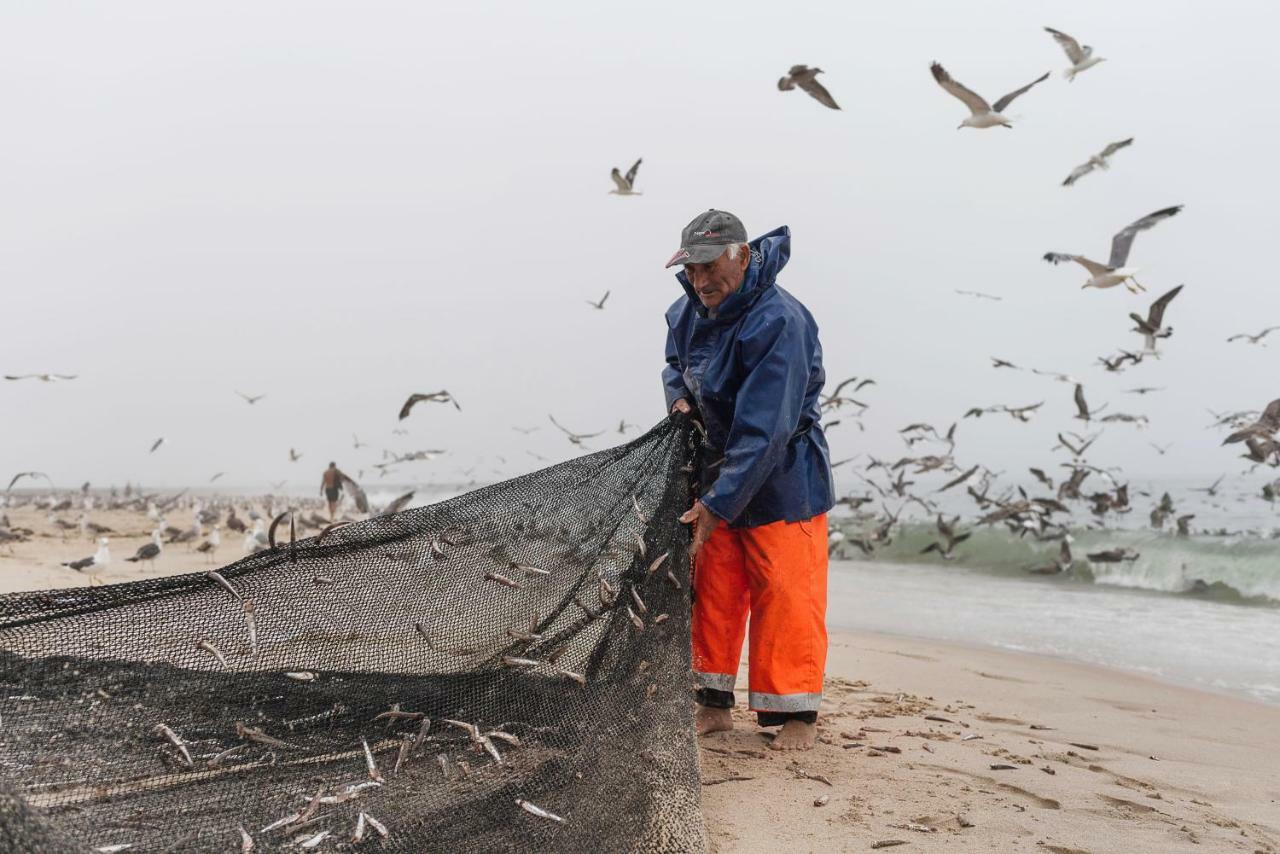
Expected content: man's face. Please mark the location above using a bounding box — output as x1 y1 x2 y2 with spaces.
684 245 749 311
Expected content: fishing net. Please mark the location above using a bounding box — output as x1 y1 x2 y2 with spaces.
0 417 706 853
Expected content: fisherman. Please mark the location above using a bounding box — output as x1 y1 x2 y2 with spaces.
662 210 835 751
320 462 344 521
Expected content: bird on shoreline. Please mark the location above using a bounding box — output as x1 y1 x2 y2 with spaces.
62 537 110 584
1043 206 1183 293
399 391 461 419
125 530 163 568
929 62 1049 129
1044 27 1106 81
609 159 642 196
195 526 221 562
1130 285 1184 354
777 65 840 110
1062 139 1133 186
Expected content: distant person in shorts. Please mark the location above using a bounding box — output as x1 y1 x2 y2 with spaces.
320 462 345 521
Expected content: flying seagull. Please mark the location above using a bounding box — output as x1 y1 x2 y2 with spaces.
956 290 1002 301
1073 384 1106 422
1222 399 1280 445
929 62 1049 129
609 159 642 196
548 414 604 447
990 357 1020 370
1227 326 1280 345
235 391 266 404
289 448 302 462
1063 138 1134 187
586 290 610 310
149 437 165 454
1130 285 1184 354
1126 386 1165 395
6 471 54 492
4 373 77 382
777 65 840 110
1044 27 1106 80
399 391 461 419
1043 205 1183 293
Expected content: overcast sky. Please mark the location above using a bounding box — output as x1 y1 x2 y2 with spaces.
2 0 1277 494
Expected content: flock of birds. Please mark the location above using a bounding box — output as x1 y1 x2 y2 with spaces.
4 23 1279 589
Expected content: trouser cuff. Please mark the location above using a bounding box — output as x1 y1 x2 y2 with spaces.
757 710 818 727
696 687 735 709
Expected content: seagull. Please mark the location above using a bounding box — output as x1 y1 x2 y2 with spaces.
586 290 610 310
1063 138 1134 187
209 472 225 483
1227 326 1280 345
4 373 77 382
1190 475 1225 497
1126 387 1165 395
1055 432 1097 458
353 434 368 449
1222 399 1280 445
548 414 604 447
125 530 163 567
990 357 1020 370
62 537 110 584
1073 384 1106 422
956 290 1002 301
777 65 840 110
1044 27 1107 80
235 391 266 404
195 526 221 563
1149 442 1172 455
929 62 1049 129
1097 350 1143 372
399 391 461 419
920 515 971 560
512 426 540 435
609 159 642 196
288 448 303 462
1028 540 1074 575
6 471 54 492
1043 206 1183 293
1031 368 1080 385
149 437 165 453
1130 285 1184 354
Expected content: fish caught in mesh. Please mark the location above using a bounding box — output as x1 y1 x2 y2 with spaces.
0 418 706 853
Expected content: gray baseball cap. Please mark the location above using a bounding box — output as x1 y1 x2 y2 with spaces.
664 209 748 268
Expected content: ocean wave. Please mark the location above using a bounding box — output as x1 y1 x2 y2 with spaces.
832 520 1280 606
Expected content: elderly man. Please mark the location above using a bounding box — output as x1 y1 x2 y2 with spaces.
662 210 835 751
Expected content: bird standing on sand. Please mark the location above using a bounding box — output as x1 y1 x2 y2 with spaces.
1044 27 1106 80
1130 285 1184 354
929 62 1049 129
63 537 110 584
196 526 221 562
777 65 840 110
1062 138 1134 187
125 530 163 568
609 159 643 196
1043 206 1183 293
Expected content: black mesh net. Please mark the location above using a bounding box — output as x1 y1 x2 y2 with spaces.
0 418 706 853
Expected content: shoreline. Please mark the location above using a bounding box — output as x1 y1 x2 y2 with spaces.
699 628 1280 853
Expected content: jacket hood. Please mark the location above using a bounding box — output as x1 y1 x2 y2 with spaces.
675 226 791 321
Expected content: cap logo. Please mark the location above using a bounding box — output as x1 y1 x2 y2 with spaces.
692 230 719 238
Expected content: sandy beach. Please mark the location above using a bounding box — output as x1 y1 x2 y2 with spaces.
700 630 1280 853
3 506 1279 852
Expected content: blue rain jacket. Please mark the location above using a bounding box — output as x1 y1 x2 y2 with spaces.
662 226 835 528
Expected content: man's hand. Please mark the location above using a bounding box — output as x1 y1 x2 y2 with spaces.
671 398 692 415
679 499 720 559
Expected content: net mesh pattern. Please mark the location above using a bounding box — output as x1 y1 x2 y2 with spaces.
0 418 706 853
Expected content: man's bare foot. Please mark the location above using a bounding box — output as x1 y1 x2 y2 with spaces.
768 718 817 751
696 706 734 736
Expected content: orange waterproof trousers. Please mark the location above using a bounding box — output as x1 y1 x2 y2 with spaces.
691 513 828 713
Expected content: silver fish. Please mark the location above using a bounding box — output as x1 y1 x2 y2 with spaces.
242 598 258 657
361 737 384 783
516 798 566 824
393 736 411 775
653 613 670 625
480 735 503 765
351 812 366 843
442 719 481 742
196 638 229 669
236 721 292 749
627 606 645 631
259 812 300 833
501 656 541 668
238 826 254 852
486 730 521 746
512 562 548 576
630 587 648 615
632 494 649 524
485 570 522 589
647 551 670 575
284 671 316 682
312 575 335 585
666 569 681 589
557 668 587 687
364 813 388 838
153 723 193 767
204 570 241 600
296 830 330 849
634 533 647 557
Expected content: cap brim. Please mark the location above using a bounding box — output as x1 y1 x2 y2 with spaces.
664 243 731 269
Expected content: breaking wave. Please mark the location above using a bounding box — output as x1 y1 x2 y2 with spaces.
833 520 1280 607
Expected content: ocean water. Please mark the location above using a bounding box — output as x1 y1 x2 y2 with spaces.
827 556 1280 705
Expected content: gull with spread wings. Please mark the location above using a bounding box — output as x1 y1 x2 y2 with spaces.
1043 205 1182 293
4 373 77 382
929 62 1049 129
609 159 642 196
548 414 604 447
1063 138 1133 187
1130 285 1184 354
1044 27 1107 81
399 391 461 419
777 65 840 110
